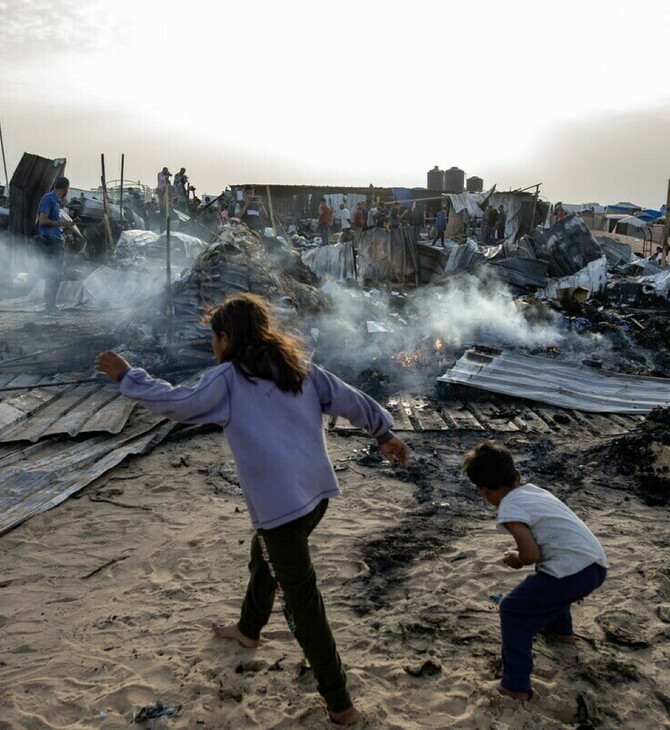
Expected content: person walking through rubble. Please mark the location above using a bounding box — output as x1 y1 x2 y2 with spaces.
486 205 499 244
432 205 447 247
318 198 334 245
157 167 171 231
95 294 410 726
37 176 77 316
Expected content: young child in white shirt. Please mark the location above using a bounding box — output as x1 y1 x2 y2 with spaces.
463 440 608 700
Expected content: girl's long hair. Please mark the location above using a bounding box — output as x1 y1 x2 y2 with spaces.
204 294 308 394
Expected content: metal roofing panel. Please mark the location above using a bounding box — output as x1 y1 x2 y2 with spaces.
0 420 174 535
438 348 670 413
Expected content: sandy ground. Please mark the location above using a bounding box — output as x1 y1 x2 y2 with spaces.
1 426 670 730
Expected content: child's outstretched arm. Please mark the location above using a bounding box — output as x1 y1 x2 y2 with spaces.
501 521 541 569
95 351 231 426
309 364 410 466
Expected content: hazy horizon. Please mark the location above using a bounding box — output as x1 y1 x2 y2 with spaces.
2 0 669 208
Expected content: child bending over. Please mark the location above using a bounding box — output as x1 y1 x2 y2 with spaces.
96 293 410 726
462 440 607 700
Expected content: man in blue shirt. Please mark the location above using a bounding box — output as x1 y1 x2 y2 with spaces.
432 205 447 247
37 176 75 315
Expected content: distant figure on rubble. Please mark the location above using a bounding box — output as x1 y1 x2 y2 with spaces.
174 168 189 209
338 202 352 241
409 203 424 243
352 202 366 239
374 202 389 230
432 205 447 247
318 198 334 245
37 176 77 316
239 187 268 233
390 202 406 231
487 205 499 244
95 293 410 727
496 204 506 242
366 202 377 230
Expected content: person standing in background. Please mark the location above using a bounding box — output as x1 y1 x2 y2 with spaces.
338 202 352 241
487 205 499 244
37 176 76 316
389 202 406 231
239 187 268 233
374 202 389 230
318 198 333 246
366 201 377 230
432 205 447 247
409 203 424 243
496 205 506 242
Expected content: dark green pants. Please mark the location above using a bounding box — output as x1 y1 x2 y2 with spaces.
238 500 352 713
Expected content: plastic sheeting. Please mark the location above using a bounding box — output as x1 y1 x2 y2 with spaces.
439 348 670 413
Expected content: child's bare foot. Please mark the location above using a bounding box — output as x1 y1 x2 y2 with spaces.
497 684 531 701
211 622 259 649
330 706 360 725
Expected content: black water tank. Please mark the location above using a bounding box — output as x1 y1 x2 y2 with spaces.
467 176 484 193
444 167 465 193
427 166 445 191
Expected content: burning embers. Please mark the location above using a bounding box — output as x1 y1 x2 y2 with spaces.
392 339 447 370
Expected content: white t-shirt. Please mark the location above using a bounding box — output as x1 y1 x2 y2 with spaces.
497 484 608 579
367 207 377 228
339 208 351 229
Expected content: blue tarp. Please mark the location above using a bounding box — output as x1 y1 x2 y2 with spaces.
392 188 413 208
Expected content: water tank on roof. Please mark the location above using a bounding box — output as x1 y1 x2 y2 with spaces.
427 166 445 191
444 166 465 193
467 176 484 193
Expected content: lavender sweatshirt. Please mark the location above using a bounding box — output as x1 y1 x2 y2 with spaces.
120 363 394 530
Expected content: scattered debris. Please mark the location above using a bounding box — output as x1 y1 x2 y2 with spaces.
133 701 181 723
403 659 442 677
596 610 651 647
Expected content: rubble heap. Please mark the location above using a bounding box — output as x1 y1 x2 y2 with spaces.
168 222 330 341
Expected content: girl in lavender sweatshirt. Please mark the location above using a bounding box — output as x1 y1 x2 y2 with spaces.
95 293 409 726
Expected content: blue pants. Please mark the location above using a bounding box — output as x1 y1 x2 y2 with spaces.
318 223 330 247
500 563 606 693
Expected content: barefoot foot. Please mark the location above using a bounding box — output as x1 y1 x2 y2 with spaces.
211 622 259 649
497 684 531 701
330 706 360 725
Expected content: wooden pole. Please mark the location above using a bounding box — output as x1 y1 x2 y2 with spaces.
0 118 8 189
119 153 125 224
100 153 114 253
662 179 670 270
529 184 540 232
266 185 277 236
164 184 173 344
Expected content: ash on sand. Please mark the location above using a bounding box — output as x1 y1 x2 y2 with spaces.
590 406 670 505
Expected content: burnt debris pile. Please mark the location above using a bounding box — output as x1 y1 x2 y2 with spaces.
592 406 670 505
166 222 329 343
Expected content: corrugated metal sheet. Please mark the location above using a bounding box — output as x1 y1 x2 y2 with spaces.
438 348 670 413
0 416 174 535
0 380 136 442
9 152 66 238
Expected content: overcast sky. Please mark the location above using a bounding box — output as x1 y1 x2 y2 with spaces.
1 0 669 206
